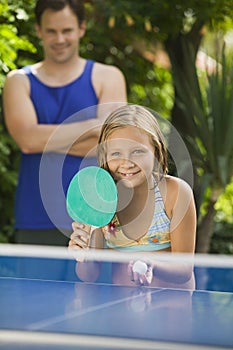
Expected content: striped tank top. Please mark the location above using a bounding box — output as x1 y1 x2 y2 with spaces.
102 184 171 251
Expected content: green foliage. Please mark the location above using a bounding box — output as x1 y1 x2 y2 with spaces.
0 125 19 242
215 179 233 224
0 0 36 241
0 1 36 82
205 49 233 186
210 222 233 254
174 45 233 191
201 179 233 254
89 0 233 41
0 23 36 72
172 42 233 252
129 65 174 119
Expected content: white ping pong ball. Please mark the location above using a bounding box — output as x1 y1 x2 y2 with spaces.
132 260 148 274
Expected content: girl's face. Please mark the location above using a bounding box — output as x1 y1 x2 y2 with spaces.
106 126 155 188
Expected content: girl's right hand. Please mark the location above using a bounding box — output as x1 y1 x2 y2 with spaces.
68 222 91 250
127 260 153 286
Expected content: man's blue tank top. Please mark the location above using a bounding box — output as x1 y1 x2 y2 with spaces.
15 60 98 230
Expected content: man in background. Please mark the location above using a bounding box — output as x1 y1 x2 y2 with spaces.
3 0 127 245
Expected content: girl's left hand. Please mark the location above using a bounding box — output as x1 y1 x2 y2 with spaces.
127 260 153 286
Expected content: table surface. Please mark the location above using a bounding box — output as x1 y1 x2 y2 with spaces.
0 251 233 350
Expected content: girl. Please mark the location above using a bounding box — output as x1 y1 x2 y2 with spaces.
69 104 196 288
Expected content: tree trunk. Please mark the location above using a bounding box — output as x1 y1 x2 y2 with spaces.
164 27 220 253
164 25 203 136
196 188 222 253
195 199 216 253
164 31 203 215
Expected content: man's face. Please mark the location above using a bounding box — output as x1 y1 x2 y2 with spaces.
35 6 85 64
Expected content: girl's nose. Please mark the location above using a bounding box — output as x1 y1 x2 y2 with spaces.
121 158 135 168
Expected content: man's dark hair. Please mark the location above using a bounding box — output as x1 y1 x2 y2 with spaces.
35 0 85 25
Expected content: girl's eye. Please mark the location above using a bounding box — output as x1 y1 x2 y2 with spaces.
110 151 121 158
132 149 145 154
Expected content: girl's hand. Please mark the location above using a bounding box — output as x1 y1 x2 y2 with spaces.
127 260 153 286
68 222 91 249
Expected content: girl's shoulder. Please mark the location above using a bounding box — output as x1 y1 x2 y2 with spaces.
159 175 194 217
162 175 193 191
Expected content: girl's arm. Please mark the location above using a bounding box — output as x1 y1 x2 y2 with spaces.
152 176 197 285
168 176 196 253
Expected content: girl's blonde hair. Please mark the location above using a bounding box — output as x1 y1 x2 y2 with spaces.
97 104 168 180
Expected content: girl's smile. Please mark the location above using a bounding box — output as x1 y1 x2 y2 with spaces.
118 169 141 178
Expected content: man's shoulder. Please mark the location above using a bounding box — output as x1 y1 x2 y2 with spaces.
6 62 38 79
4 67 29 87
6 68 26 78
93 61 123 77
90 60 126 100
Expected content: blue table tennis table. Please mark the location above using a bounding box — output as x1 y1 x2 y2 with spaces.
0 244 233 350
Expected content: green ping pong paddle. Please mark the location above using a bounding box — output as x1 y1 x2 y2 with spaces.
66 166 118 227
